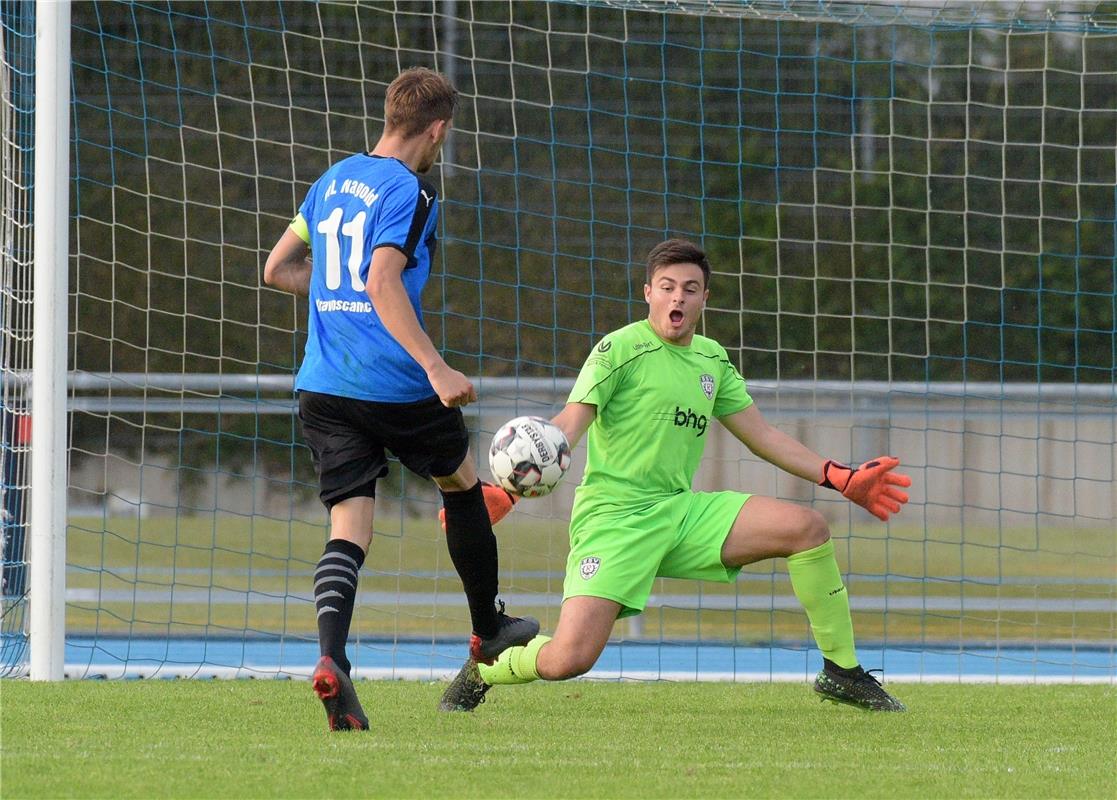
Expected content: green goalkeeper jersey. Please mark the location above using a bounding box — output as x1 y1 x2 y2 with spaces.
568 319 753 508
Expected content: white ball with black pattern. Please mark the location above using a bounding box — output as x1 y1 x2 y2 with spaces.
488 416 571 498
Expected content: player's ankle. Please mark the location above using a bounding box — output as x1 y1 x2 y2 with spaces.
823 657 861 677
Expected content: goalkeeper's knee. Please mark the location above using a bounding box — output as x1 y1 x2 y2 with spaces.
796 508 830 551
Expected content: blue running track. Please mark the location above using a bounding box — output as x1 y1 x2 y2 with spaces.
61 636 1116 683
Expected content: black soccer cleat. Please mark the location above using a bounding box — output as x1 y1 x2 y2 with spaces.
813 664 907 712
312 656 370 731
469 601 540 665
438 658 491 712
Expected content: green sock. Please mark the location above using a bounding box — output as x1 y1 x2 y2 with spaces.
786 540 859 669
477 635 551 686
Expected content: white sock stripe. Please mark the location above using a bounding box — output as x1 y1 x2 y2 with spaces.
316 606 340 618
315 560 358 578
315 590 345 602
313 575 355 592
319 550 360 570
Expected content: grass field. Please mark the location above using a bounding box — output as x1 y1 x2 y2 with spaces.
2 680 1114 799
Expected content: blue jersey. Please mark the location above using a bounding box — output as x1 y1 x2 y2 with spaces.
292 153 440 402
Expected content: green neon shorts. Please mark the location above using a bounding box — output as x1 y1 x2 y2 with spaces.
562 490 752 617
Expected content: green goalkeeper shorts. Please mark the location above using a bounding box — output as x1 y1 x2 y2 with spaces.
562 490 752 618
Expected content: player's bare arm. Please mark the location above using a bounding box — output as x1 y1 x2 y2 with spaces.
720 403 911 521
551 401 596 450
717 403 825 483
263 228 313 296
365 246 476 408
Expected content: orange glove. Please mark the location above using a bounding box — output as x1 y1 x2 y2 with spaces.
820 456 912 522
439 481 519 532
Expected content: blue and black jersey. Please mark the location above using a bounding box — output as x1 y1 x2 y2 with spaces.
291 153 439 402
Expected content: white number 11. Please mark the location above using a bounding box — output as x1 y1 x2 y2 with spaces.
316 208 368 291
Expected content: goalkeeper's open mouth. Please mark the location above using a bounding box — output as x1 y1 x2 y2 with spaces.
669 309 685 327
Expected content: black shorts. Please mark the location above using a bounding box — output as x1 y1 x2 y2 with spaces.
298 390 469 510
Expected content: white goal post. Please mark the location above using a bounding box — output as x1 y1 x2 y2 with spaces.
28 0 71 681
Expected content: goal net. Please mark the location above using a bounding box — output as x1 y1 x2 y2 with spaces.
2 0 1113 681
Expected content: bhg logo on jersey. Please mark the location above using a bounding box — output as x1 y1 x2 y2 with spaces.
673 406 708 436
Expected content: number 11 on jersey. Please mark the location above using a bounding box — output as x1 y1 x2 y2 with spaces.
317 208 367 291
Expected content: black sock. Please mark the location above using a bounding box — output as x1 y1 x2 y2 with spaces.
823 658 862 676
440 481 500 637
314 538 366 676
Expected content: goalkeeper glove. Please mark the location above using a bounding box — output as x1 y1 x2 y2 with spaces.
439 481 519 532
820 456 912 522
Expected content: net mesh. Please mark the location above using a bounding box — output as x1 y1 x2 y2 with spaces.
0 0 34 676
1 0 1113 680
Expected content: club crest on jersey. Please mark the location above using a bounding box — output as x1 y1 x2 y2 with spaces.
580 556 601 580
699 373 715 400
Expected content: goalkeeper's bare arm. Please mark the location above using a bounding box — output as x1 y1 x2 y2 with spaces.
718 404 911 521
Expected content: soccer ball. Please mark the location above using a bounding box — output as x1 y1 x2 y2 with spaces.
488 416 572 498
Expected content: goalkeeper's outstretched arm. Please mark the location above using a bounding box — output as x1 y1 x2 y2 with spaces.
718 404 911 521
719 404 825 481
551 402 596 452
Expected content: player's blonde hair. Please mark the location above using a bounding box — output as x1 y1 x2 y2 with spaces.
384 67 458 138
646 238 711 288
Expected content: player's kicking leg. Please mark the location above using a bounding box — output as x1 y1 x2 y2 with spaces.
720 496 905 712
434 454 539 665
439 595 619 711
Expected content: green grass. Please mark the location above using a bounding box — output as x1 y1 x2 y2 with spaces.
2 680 1114 799
61 514 1116 642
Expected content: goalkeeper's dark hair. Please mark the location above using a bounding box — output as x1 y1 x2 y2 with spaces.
646 238 711 288
385 67 458 138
